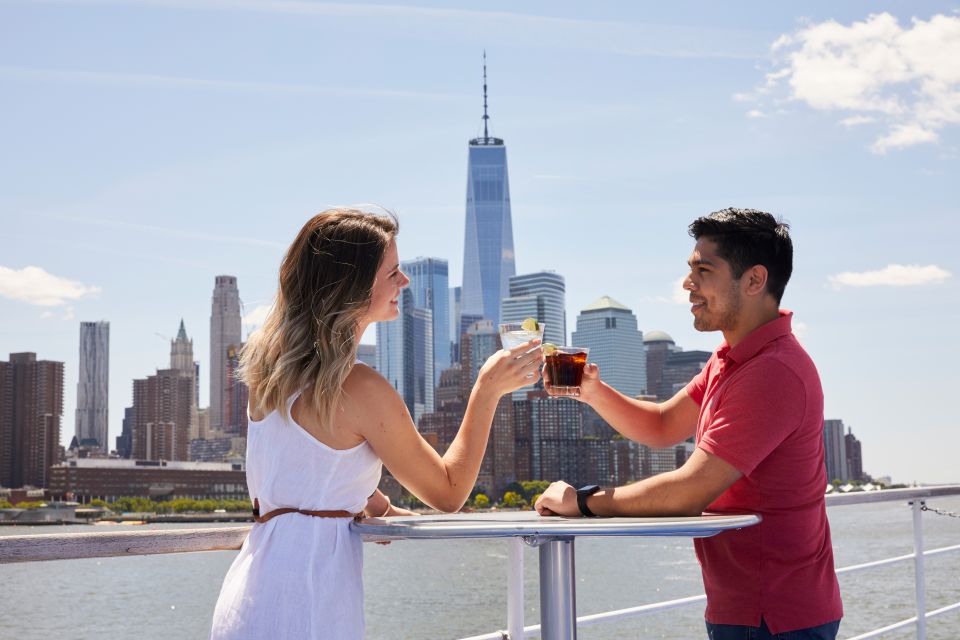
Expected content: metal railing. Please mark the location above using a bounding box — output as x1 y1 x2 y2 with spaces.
1 485 958 639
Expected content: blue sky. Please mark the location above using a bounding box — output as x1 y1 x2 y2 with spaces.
1 1 957 484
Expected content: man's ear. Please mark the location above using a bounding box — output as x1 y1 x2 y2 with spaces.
743 265 768 297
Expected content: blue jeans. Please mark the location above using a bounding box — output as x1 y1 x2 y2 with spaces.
706 618 840 640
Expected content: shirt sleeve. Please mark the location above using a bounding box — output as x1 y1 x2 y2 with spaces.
684 354 715 406
697 360 806 476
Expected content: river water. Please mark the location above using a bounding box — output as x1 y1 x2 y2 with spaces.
2 497 958 639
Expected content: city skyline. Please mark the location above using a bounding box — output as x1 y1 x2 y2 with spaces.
1 2 957 484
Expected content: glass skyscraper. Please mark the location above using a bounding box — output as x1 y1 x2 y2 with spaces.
376 289 434 425
402 257 450 386
461 58 515 325
501 271 566 346
76 321 109 452
571 296 646 398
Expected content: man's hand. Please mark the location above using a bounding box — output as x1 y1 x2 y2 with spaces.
543 362 602 404
534 481 581 517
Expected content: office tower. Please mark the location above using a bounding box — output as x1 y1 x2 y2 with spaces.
502 271 566 345
223 344 248 439
643 330 678 401
357 344 377 370
845 427 864 482
449 286 461 363
403 257 450 387
461 55 515 325
526 390 581 483
448 319 513 493
116 407 134 459
571 296 645 397
131 368 194 461
661 349 712 402
823 419 848 482
169 319 201 440
210 275 242 431
376 289 434 424
75 321 109 452
0 353 64 488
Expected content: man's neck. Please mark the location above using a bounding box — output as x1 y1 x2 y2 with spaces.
722 304 781 348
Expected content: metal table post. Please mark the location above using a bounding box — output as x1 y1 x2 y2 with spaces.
539 538 577 639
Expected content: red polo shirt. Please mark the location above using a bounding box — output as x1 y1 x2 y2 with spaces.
685 311 842 633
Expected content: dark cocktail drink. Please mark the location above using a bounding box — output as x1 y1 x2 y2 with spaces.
543 346 590 397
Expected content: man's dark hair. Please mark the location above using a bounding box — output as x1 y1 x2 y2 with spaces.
688 208 793 303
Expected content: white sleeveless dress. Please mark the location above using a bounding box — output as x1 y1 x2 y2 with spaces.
210 390 382 640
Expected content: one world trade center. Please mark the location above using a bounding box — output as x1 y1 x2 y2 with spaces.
461 54 516 326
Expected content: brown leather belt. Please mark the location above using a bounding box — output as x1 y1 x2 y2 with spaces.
252 498 363 524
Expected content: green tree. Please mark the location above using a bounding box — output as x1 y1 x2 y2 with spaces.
89 499 110 508
501 491 526 509
0 500 13 509
473 494 490 509
520 480 550 502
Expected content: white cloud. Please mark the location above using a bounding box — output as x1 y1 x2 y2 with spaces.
242 303 273 327
0 265 101 306
840 115 877 127
746 109 767 118
751 12 960 153
828 264 951 289
870 123 938 153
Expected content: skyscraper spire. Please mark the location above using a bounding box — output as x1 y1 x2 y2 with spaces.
482 50 489 140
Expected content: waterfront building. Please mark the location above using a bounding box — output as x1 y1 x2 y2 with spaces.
403 257 450 387
376 289 434 424
846 427 865 482
210 275 242 431
189 436 246 463
611 438 642 486
47 458 247 503
824 418 849 482
526 389 582 484
502 271 566 345
661 349 711 401
116 407 134 459
461 56 515 326
131 368 194 462
449 286 462 363
169 320 200 442
357 344 376 370
571 296 645 397
0 353 64 488
643 330 678 401
223 344 248 439
75 321 109 453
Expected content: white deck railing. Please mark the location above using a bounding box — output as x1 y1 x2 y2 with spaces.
1 485 958 639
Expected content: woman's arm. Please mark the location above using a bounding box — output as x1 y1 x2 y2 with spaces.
350 340 541 513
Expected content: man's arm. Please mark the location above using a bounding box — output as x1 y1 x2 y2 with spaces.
534 448 742 517
577 364 700 447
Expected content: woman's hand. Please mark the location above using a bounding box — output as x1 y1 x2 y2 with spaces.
476 339 543 397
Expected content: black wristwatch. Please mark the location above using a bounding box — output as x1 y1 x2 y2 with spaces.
576 484 601 517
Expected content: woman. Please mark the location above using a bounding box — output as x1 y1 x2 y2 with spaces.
210 209 541 639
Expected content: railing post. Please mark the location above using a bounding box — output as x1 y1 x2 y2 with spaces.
911 500 926 639
507 538 524 639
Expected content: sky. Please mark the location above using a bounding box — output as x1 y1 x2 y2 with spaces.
1 1 958 484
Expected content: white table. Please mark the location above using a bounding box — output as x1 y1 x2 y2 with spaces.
352 511 760 640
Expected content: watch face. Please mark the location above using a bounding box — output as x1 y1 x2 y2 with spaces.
578 484 600 495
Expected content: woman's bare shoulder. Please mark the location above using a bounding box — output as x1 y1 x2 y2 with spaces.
342 363 406 419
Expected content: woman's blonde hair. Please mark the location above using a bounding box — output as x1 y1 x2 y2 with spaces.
240 208 398 429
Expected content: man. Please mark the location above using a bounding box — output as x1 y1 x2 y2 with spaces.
534 209 842 639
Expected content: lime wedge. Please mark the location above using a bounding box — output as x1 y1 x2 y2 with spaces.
541 343 557 355
521 317 539 331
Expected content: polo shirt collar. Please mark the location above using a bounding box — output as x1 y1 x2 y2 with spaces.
720 310 793 365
